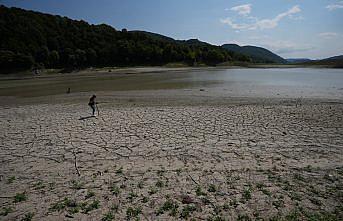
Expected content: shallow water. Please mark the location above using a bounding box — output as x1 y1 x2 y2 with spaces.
0 68 342 99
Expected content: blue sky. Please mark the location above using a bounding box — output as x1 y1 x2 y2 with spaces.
1 0 342 59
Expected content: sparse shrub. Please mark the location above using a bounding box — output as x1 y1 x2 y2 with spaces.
102 212 114 221
208 184 217 193
156 180 164 188
71 180 84 189
196 186 206 196
126 207 142 220
7 176 15 184
14 192 27 203
242 188 251 201
0 207 13 216
116 167 123 174
156 199 179 216
21 212 34 221
180 205 196 219
85 190 95 199
110 184 120 196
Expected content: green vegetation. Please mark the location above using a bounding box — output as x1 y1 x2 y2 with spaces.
85 190 95 199
7 176 15 184
0 207 13 216
196 186 207 196
21 212 34 221
14 192 27 203
116 167 123 174
126 206 142 220
156 199 179 216
208 184 217 193
222 44 286 64
33 181 46 190
180 205 196 219
70 180 84 190
83 200 100 213
101 212 115 221
110 184 120 196
0 5 248 73
155 180 164 188
242 188 252 202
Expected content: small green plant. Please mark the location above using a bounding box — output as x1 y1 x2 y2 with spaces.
237 214 251 221
116 167 123 174
110 184 120 196
156 180 164 188
142 196 149 203
305 165 312 172
0 207 13 216
101 212 115 221
126 207 142 220
83 200 100 213
272 199 284 209
21 212 34 221
14 192 27 203
208 216 225 221
293 173 305 182
148 186 158 195
208 184 217 193
137 181 144 189
256 183 264 190
85 190 95 199
242 188 252 201
71 180 84 189
156 199 179 216
110 203 119 212
127 191 138 201
310 197 321 206
176 168 182 175
230 198 238 208
180 205 196 219
223 202 229 211
290 192 301 201
7 176 15 184
50 199 67 212
33 181 46 190
157 168 165 176
196 186 206 196
261 188 271 196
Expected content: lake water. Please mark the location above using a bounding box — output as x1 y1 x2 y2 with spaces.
0 68 342 99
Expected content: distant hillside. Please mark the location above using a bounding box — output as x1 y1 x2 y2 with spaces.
0 5 249 73
302 55 343 68
323 55 343 61
130 31 175 42
222 44 287 64
286 58 312 64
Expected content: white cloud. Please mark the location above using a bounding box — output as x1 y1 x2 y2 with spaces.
318 32 338 39
230 4 252 16
326 1 343 11
221 5 301 30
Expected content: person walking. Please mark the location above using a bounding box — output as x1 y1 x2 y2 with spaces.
88 95 97 116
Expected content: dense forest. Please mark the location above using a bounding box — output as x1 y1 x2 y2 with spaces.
222 44 286 64
0 5 252 73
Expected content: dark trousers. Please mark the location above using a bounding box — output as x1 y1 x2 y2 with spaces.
89 104 95 115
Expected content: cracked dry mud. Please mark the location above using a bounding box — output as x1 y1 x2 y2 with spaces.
0 102 342 220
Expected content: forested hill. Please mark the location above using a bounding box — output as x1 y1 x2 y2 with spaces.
0 5 252 73
222 44 287 64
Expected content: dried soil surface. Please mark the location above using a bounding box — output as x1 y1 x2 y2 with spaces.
0 96 342 220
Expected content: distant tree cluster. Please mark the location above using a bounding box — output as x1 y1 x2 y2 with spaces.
0 5 248 73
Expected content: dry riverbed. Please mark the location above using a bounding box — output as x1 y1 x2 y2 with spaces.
0 94 342 221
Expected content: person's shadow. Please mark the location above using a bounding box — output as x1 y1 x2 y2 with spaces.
79 116 96 120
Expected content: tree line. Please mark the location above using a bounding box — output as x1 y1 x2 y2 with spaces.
0 5 251 73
